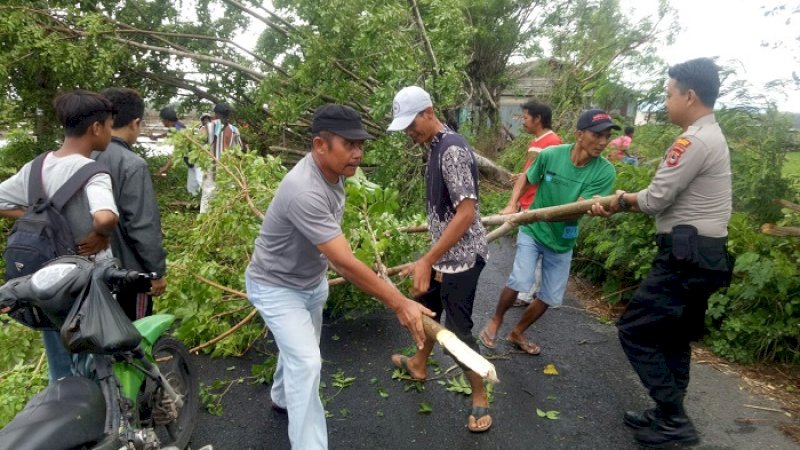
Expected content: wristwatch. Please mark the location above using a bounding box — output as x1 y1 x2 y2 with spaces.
618 192 631 211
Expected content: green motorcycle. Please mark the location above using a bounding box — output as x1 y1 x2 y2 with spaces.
0 256 203 450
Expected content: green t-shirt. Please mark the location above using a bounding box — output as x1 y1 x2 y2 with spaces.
522 143 616 253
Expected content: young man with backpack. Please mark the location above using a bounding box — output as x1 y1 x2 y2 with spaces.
0 90 119 382
93 88 167 320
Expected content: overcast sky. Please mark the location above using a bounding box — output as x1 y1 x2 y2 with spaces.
621 0 800 112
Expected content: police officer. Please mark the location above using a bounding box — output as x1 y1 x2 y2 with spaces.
590 57 735 447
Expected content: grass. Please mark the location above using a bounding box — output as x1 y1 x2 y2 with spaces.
784 152 800 179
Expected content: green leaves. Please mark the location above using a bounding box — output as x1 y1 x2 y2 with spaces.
251 355 278 385
377 387 390 399
0 362 47 426
440 374 472 395
418 401 433 414
536 408 560 420
331 370 357 389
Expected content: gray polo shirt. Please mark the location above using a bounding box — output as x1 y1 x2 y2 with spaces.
246 153 344 290
637 114 732 237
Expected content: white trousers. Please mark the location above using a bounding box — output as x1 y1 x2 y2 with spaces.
245 274 329 450
187 166 204 196
199 172 215 213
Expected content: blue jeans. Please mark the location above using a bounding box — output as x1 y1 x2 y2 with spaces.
506 230 572 306
42 329 73 382
246 274 328 450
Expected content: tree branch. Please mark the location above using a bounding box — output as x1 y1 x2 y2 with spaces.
775 198 800 212
269 145 309 158
221 0 292 37
113 28 287 76
407 0 439 75
137 70 225 104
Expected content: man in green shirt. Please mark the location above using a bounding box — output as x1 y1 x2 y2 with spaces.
479 109 617 355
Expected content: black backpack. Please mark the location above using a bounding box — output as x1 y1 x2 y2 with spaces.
3 152 108 328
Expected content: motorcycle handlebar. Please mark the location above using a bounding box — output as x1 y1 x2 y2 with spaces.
102 268 158 284
0 277 29 312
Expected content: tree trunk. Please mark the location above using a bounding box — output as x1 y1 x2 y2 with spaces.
473 152 513 187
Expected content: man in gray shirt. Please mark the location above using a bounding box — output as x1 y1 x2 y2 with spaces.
245 104 433 450
591 58 735 447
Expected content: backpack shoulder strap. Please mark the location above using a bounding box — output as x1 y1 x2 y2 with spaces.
50 161 111 211
27 152 50 205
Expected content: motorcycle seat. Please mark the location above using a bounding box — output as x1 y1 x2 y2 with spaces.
0 376 106 450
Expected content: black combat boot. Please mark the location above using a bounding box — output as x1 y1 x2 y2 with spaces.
634 414 699 447
623 407 660 429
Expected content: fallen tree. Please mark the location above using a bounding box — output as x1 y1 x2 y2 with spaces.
761 199 800 237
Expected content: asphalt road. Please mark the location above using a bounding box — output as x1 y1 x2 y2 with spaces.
189 238 797 450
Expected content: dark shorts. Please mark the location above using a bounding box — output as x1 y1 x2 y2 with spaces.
418 257 486 359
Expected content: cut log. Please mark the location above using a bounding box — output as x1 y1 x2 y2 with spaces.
401 195 618 234
761 223 800 237
367 215 498 383
423 316 499 383
330 195 617 286
481 195 617 229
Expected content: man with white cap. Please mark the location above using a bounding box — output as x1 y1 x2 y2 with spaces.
387 86 492 433
479 109 617 356
245 104 434 449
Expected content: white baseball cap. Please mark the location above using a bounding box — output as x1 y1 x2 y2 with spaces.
387 86 433 131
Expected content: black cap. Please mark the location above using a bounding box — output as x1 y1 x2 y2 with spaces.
312 104 374 141
576 109 621 132
213 103 232 118
159 107 178 122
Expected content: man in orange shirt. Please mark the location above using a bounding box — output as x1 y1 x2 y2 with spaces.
608 126 635 163
500 101 562 306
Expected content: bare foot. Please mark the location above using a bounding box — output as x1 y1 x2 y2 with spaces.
506 331 540 355
390 354 427 380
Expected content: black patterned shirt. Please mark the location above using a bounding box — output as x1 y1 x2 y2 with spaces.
425 126 489 273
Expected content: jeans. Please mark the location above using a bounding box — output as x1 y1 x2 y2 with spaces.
42 329 72 382
506 230 572 306
246 274 329 450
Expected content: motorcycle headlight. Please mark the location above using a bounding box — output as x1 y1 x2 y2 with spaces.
31 263 79 291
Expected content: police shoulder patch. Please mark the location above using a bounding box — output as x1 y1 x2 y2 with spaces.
665 137 692 167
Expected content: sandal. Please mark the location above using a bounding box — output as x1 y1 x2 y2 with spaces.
391 354 425 381
507 336 541 355
467 406 493 433
478 328 497 349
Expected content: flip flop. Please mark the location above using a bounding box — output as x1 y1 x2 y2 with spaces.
467 406 493 433
391 354 425 381
507 336 541 355
478 328 497 349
